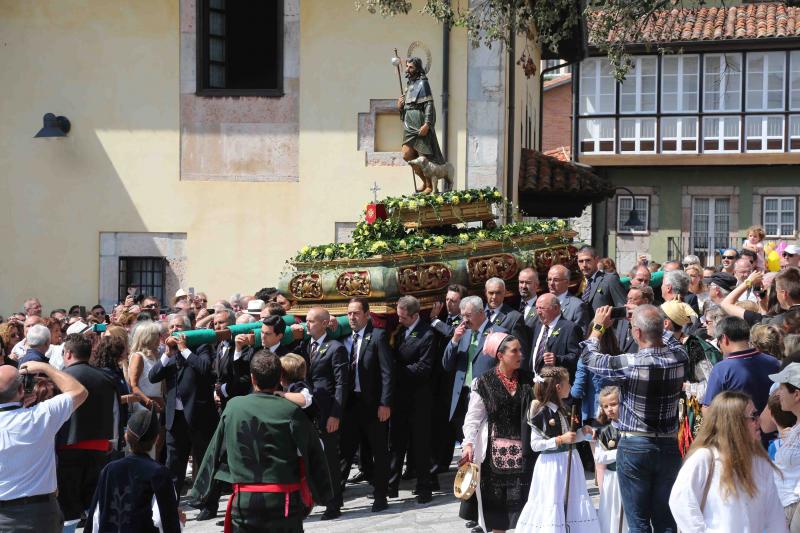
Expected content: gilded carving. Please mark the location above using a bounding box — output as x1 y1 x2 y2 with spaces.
336 271 371 297
289 273 323 300
397 263 451 294
468 254 519 285
533 245 577 272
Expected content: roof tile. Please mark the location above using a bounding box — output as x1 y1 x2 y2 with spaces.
592 2 800 44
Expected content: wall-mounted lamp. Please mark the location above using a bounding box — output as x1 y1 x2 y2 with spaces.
616 186 645 231
34 113 71 138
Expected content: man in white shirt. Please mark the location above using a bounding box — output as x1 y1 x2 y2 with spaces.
733 258 759 303
0 361 87 531
11 314 44 360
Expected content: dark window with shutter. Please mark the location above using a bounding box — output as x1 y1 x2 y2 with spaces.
197 0 284 96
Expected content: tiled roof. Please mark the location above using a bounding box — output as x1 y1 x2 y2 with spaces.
519 148 612 196
593 2 800 44
543 74 572 90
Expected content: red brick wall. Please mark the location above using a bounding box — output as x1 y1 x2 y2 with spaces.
542 81 573 153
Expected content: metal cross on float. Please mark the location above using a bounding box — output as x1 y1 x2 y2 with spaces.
370 181 381 203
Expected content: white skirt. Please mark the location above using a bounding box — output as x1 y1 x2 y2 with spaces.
516 450 601 533
598 469 627 533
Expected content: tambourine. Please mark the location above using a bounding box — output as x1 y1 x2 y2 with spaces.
454 462 479 501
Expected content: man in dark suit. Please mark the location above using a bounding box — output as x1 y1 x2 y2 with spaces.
442 295 507 530
518 267 539 329
259 315 292 356
211 310 241 408
388 296 436 503
429 284 467 474
148 318 218 518
296 306 349 520
339 298 393 512
56 334 119 522
577 246 627 312
484 277 531 358
547 264 592 331
526 293 582 377
616 286 654 353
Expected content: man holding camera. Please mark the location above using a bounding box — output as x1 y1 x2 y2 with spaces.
0 360 87 531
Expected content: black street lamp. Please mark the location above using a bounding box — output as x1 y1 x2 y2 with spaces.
616 186 645 231
34 113 71 138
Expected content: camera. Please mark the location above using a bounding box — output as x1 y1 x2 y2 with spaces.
22 372 35 394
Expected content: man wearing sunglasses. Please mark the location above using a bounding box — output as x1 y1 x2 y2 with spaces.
782 245 800 270
720 249 738 275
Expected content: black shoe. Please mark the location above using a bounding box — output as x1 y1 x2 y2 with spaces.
371 498 389 512
195 508 218 521
185 499 204 510
348 471 368 484
431 477 441 492
465 521 478 528
416 491 432 504
321 508 342 520
387 486 399 498
471 527 484 533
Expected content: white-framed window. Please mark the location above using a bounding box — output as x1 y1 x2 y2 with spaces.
745 115 784 152
692 197 731 257
791 51 800 110
704 53 742 112
617 195 649 234
543 59 572 78
746 52 785 111
579 118 615 153
579 58 615 115
763 196 797 237
619 118 656 153
702 116 741 152
661 116 698 153
662 55 699 113
620 56 657 114
790 115 800 151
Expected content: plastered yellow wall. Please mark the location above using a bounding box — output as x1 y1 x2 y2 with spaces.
0 0 471 312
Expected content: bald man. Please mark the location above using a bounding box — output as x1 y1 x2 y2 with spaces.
547 264 591 331
525 293 582 377
297 306 349 520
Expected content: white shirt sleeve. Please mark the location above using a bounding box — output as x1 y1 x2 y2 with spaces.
220 384 228 398
668 448 714 533
40 393 74 431
593 442 617 465
461 382 486 447
180 348 191 360
159 353 170 366
299 388 313 409
233 350 243 361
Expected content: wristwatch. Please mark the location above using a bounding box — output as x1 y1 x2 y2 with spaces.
592 323 606 334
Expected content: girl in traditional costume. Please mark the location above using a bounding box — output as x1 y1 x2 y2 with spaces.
594 386 627 533
516 367 600 533
461 332 535 533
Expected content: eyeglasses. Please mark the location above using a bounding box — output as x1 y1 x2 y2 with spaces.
722 255 737 260
143 304 158 309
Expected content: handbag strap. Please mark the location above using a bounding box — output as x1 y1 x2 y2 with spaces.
699 450 716 512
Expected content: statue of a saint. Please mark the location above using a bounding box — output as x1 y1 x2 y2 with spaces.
398 57 449 194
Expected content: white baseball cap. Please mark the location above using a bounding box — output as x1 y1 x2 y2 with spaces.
769 363 800 389
66 321 91 336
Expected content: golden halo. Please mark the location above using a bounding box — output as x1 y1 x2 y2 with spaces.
407 41 432 74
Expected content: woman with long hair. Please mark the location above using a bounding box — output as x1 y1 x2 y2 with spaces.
461 333 535 533
668 390 786 532
91 335 140 455
686 264 710 312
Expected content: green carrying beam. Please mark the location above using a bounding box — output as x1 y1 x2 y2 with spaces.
172 315 352 350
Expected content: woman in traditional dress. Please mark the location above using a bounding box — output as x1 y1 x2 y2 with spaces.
668 390 787 532
461 332 535 533
516 366 600 533
594 386 627 533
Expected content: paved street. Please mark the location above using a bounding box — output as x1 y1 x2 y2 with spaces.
182 455 600 532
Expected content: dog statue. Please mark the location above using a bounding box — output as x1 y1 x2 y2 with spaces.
407 156 453 194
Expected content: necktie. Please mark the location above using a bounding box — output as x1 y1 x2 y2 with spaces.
535 324 550 369
310 341 319 359
350 333 359 390
581 275 593 303
465 331 479 387
520 300 527 313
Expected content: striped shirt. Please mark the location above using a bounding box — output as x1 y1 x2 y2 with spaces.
581 331 688 434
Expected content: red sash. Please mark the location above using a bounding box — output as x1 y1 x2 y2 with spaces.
223 461 313 533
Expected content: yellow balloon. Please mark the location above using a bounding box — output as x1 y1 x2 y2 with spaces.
767 250 781 272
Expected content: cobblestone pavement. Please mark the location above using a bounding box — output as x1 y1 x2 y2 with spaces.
182 455 600 532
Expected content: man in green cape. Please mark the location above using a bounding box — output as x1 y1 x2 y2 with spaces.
191 350 333 532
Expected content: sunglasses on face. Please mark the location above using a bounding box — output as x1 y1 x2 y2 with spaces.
722 255 737 260
784 253 796 258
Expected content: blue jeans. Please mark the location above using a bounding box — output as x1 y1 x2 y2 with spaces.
617 436 682 533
